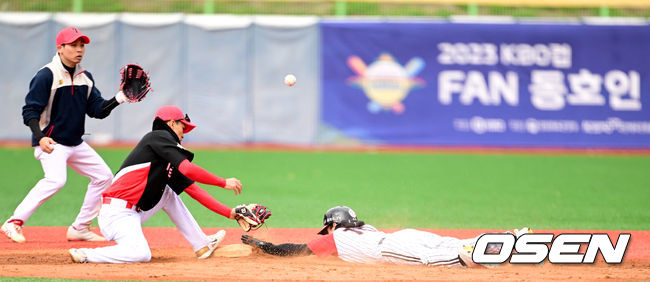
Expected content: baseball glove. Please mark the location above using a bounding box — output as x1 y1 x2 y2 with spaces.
120 64 151 102
234 204 271 232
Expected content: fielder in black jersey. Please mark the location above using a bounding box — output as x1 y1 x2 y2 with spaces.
68 105 245 263
103 117 197 211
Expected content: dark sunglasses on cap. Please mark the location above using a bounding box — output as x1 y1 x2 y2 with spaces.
176 114 191 123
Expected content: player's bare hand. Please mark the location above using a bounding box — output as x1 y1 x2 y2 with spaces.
39 137 57 153
224 178 242 195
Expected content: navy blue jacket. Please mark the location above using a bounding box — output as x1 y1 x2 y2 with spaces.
22 54 110 147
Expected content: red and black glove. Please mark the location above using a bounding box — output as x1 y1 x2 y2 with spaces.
234 204 271 232
119 64 151 102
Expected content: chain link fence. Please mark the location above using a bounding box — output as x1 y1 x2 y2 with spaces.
1 0 649 18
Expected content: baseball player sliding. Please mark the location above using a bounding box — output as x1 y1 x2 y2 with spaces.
68 105 270 263
242 206 530 267
2 27 137 243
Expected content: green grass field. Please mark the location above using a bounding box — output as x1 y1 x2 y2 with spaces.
1 147 648 231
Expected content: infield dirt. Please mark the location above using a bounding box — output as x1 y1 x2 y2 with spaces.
1 227 648 281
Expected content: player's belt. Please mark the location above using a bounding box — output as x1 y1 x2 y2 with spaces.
102 197 140 211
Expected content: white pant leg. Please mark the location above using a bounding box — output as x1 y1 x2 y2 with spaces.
84 204 151 263
380 229 463 267
418 231 464 267
8 145 70 223
67 142 113 229
160 186 209 252
139 186 209 252
138 185 178 225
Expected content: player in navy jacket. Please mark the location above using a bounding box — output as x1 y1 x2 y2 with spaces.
2 26 131 243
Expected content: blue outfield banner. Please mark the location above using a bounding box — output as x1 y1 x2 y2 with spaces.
320 21 650 148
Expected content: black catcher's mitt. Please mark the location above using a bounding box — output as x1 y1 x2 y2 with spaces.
120 64 151 102
234 204 272 232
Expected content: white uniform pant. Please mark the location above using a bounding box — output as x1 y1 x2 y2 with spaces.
379 229 464 267
7 142 112 229
84 186 211 263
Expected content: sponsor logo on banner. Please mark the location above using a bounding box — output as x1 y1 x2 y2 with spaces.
347 53 425 114
472 233 631 264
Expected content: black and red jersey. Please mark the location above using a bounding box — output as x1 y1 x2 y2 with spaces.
103 126 194 211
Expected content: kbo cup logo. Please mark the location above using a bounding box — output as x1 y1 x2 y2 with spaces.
346 53 425 114
473 233 631 264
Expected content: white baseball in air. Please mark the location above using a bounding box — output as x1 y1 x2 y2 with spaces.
284 74 296 86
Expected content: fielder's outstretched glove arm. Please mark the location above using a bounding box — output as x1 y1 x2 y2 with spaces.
241 235 312 257
184 183 232 218
178 159 227 188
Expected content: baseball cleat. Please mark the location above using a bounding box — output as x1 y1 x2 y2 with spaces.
458 243 476 267
196 230 226 259
66 226 107 242
2 220 26 243
69 248 88 263
457 238 504 268
458 242 502 268
513 227 533 237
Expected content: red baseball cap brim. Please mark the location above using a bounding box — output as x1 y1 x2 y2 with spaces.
180 119 196 134
56 26 90 47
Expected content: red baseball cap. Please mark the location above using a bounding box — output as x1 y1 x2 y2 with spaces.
154 105 196 133
56 26 90 47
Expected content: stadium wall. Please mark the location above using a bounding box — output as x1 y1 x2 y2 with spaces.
0 13 320 145
1 13 649 148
